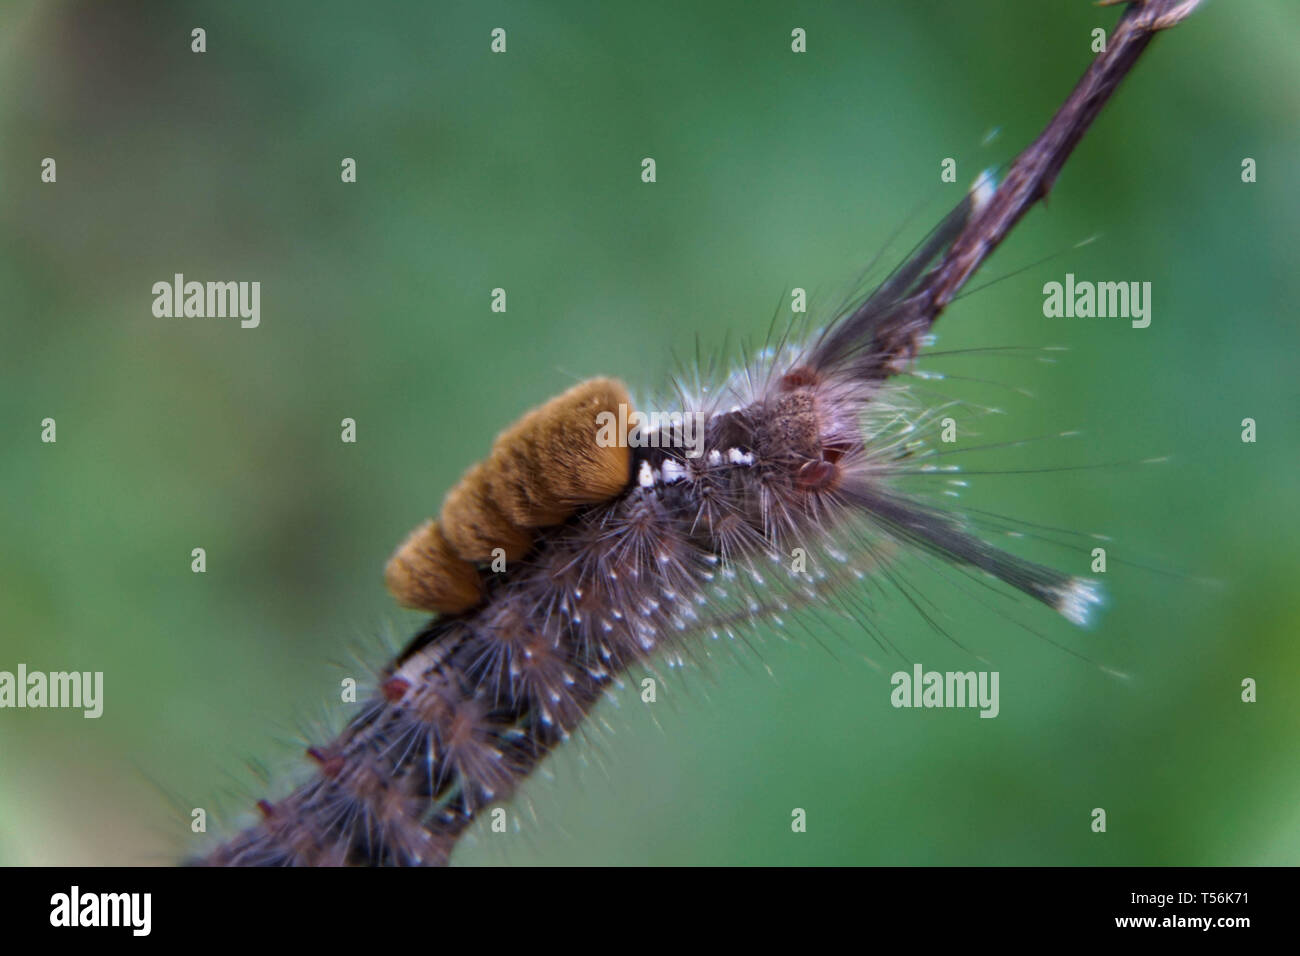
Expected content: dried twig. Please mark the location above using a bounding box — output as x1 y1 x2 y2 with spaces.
865 0 1203 376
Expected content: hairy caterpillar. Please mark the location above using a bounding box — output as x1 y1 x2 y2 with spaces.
198 185 1087 867
197 0 1200 867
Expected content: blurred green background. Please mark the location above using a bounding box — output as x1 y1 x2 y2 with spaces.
1 0 1297 866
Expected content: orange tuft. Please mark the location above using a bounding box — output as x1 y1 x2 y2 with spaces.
440 463 535 562
487 378 632 527
384 519 485 614
388 378 635 616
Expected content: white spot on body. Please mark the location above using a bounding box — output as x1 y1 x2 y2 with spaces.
971 168 998 213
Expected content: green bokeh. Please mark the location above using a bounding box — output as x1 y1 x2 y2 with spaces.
1 0 1296 866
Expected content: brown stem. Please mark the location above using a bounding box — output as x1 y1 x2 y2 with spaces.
870 0 1202 374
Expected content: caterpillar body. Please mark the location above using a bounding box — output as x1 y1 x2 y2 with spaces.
200 183 1102 866
183 0 1205 868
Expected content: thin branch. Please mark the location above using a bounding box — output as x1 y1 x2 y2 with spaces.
870 0 1203 376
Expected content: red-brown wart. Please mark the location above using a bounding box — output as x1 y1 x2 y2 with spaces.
380 675 411 703
797 458 840 491
306 746 344 778
779 365 820 390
